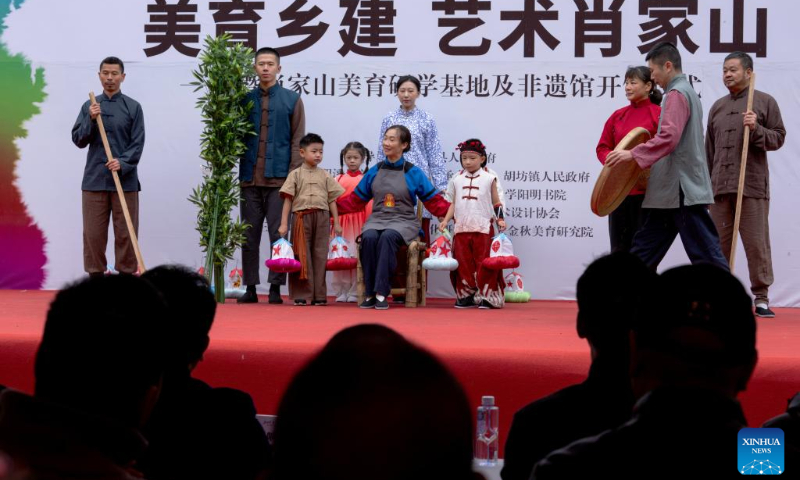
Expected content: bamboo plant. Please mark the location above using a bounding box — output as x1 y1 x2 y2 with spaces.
189 34 254 303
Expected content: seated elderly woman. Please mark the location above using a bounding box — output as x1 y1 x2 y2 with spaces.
337 125 450 310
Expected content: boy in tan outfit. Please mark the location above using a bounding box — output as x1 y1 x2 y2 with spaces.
279 133 344 305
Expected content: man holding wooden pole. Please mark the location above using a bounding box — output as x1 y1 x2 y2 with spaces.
72 57 145 277
706 52 786 318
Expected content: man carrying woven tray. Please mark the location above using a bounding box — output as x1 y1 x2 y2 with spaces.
606 42 728 272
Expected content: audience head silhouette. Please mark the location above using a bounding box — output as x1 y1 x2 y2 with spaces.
137 265 272 480
141 265 216 373
501 253 653 480
632 264 757 398
763 392 800 465
34 274 168 428
273 324 478 480
576 252 655 358
529 264 758 479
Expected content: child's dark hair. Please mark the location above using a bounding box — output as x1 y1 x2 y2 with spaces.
625 66 663 104
299 133 324 149
457 138 488 168
339 142 371 175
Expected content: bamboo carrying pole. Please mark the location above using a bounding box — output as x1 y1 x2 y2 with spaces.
89 92 147 273
729 73 756 271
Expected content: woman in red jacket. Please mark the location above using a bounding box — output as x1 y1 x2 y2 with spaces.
596 66 662 253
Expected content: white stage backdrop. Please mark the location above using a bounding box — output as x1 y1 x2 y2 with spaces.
3 0 799 305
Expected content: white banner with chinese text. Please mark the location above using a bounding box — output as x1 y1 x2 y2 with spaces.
3 0 799 305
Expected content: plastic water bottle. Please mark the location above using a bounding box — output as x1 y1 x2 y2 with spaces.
475 395 499 466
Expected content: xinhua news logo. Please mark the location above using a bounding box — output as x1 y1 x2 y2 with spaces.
738 428 784 475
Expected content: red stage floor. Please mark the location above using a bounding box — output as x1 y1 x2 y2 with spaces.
1 290 798 452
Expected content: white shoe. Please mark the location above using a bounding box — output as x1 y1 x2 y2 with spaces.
347 295 359 303
335 294 348 303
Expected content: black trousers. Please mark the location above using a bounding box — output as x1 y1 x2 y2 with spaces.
630 191 729 272
240 186 286 286
360 229 404 297
609 194 644 253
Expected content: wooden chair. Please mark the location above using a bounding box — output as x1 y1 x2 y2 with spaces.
356 208 427 308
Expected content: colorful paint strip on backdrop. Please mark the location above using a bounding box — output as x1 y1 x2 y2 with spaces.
0 0 47 289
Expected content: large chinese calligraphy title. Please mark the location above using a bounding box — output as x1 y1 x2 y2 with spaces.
145 0 768 58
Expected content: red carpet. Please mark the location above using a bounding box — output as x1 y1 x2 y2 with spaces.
1 289 798 452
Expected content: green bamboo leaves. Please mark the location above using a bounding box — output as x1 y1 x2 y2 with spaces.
189 34 255 302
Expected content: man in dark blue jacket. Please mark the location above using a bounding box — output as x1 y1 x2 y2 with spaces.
238 47 306 304
72 56 144 276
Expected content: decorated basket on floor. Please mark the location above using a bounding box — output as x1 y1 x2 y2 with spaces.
504 271 531 303
225 267 246 299
326 236 357 271
482 233 520 270
422 231 459 271
265 238 301 273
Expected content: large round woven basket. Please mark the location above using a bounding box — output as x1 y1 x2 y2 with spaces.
591 127 651 217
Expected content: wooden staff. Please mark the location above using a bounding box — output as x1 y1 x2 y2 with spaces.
729 72 756 271
89 92 146 273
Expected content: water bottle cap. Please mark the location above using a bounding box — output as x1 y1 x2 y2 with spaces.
481 395 495 406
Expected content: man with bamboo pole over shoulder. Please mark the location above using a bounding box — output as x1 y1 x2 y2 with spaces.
72 56 145 277
706 51 786 318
